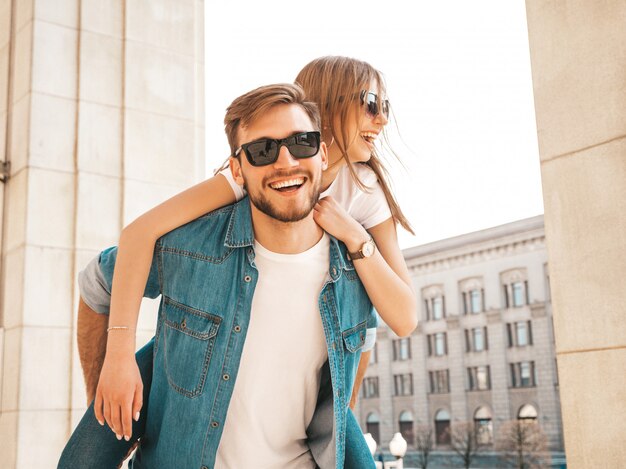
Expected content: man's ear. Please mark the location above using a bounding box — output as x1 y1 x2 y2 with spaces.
229 157 245 186
319 141 329 171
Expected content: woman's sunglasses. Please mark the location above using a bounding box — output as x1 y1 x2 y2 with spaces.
234 131 321 167
360 90 390 118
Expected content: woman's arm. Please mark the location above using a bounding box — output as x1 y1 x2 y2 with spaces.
349 351 371 410
314 197 417 337
97 173 238 440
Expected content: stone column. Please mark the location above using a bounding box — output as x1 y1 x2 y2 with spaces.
446 317 467 422
486 310 510 437
0 0 204 466
525 1 626 466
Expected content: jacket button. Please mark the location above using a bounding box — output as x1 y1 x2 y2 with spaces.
234 325 241 332
211 421 219 428
202 466 209 469
223 374 230 381
244 275 252 282
331 267 337 277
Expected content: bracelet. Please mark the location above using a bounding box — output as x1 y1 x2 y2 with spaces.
106 326 134 332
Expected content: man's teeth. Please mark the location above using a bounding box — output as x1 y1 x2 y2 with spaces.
270 178 304 189
361 132 377 143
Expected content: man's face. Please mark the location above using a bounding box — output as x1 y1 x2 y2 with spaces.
230 104 328 223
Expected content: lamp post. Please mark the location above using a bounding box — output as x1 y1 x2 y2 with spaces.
384 433 407 469
364 433 377 456
364 433 384 469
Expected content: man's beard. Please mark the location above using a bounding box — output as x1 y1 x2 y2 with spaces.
244 169 322 223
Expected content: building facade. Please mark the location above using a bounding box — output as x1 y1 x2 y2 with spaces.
355 215 564 454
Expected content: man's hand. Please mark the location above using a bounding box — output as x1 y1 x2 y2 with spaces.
94 350 143 441
77 297 108 404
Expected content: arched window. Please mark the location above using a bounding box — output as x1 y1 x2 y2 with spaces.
473 406 493 444
460 277 485 314
366 412 381 445
518 404 538 420
422 285 446 321
500 268 529 308
398 410 414 446
434 409 451 445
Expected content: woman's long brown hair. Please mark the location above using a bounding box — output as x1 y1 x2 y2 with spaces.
295 56 414 234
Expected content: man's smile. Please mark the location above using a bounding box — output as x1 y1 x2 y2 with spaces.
269 177 307 193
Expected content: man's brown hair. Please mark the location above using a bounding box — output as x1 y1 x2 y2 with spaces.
224 83 321 157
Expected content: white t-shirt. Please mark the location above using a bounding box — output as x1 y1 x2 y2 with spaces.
215 234 330 469
221 163 388 354
221 162 392 230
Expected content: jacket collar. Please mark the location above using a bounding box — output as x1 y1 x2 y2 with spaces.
224 197 354 275
224 197 255 248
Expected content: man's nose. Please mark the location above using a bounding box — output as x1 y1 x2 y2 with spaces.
273 144 299 169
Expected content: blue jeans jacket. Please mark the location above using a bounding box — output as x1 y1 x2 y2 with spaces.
58 338 376 469
62 198 376 469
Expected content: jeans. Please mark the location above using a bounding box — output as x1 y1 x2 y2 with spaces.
58 338 375 469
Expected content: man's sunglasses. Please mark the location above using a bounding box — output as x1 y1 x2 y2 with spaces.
360 90 390 118
234 131 321 167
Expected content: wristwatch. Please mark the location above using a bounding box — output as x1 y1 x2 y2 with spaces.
348 236 376 260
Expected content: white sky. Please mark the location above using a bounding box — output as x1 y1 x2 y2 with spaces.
204 1 544 249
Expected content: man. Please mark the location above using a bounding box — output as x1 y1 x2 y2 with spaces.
59 83 377 468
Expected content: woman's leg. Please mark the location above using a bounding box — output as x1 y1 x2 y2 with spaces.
58 338 155 469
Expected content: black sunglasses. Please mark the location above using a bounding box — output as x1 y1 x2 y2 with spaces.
234 131 321 167
360 90 390 118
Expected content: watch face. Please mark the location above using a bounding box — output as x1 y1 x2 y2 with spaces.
362 241 375 257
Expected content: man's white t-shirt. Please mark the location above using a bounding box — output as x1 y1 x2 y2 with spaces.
215 234 330 469
221 162 390 354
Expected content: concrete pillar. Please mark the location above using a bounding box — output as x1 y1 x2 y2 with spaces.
525 1 626 466
0 0 204 466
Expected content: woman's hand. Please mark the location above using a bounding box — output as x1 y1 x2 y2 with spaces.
93 348 143 441
313 196 370 251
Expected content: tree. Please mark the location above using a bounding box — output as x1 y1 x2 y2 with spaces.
497 420 549 469
449 421 486 469
414 424 434 469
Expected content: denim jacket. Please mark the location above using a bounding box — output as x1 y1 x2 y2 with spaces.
96 198 376 469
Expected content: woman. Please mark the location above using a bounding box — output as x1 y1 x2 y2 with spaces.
71 56 416 467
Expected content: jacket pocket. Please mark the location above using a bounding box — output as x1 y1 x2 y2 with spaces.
162 296 221 398
342 320 367 353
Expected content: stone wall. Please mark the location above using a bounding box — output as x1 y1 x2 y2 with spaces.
525 1 626 467
0 1 205 466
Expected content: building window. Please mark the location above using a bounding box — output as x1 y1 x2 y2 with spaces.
467 366 491 391
512 282 526 306
463 288 484 314
435 409 451 445
518 404 538 421
399 411 415 446
474 407 493 444
423 286 446 321
501 270 529 309
362 377 379 398
428 332 448 357
393 338 411 361
369 343 378 364
510 362 537 388
506 321 533 347
366 412 381 445
394 373 413 396
465 327 488 352
429 370 450 394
